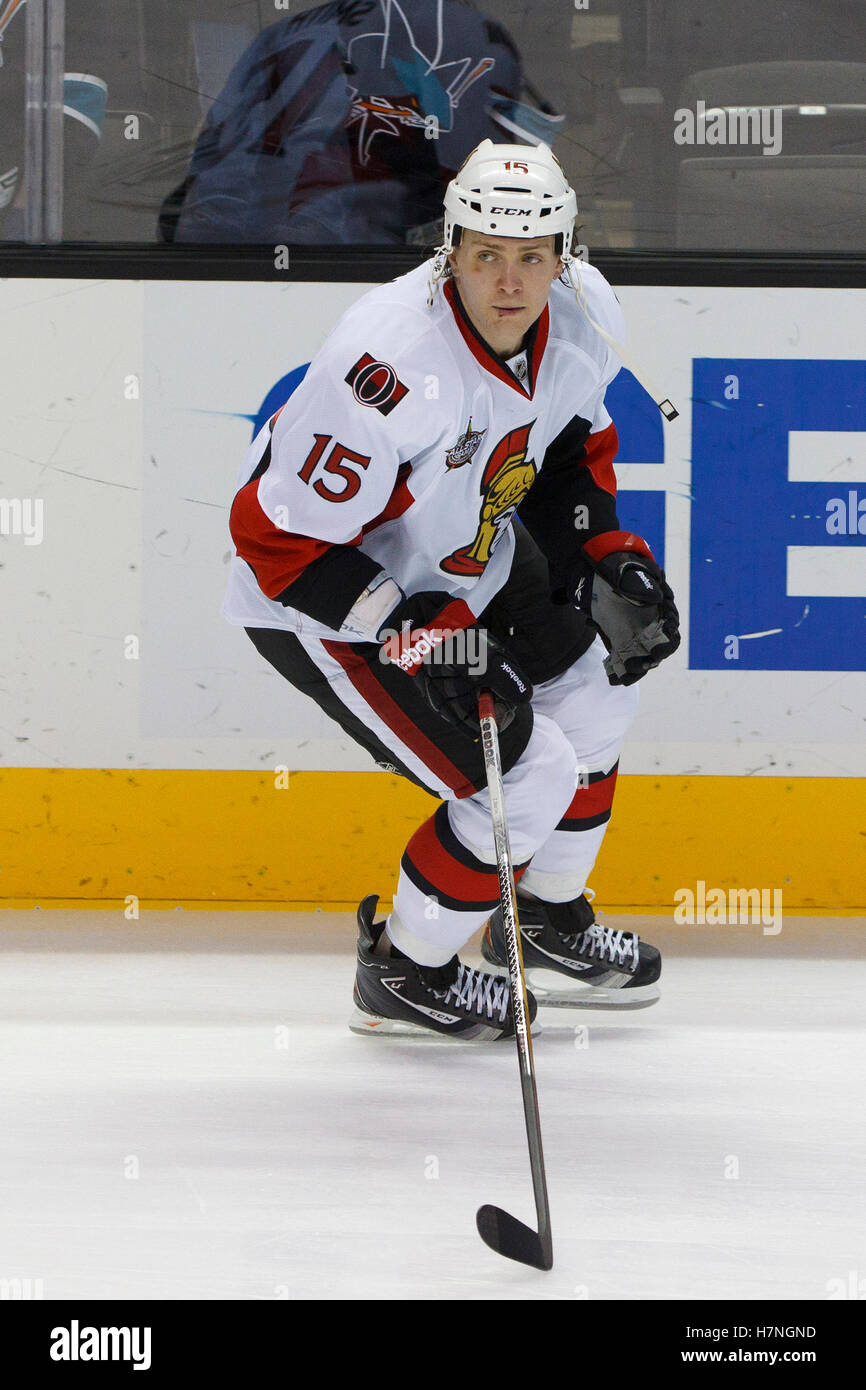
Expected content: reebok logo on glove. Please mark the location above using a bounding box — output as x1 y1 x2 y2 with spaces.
378 591 533 734
499 661 527 694
384 625 448 674
379 595 479 677
382 624 485 676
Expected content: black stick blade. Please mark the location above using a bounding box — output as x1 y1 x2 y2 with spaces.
476 1204 553 1271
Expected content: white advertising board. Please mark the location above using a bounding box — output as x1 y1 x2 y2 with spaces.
1 276 863 775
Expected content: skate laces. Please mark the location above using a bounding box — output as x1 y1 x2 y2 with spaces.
576 922 639 971
434 963 510 1023
552 889 638 972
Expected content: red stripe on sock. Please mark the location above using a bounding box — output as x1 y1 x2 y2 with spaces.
560 765 618 823
405 814 531 903
405 814 498 901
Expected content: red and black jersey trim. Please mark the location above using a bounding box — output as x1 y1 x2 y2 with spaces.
582 530 655 565
229 412 397 630
230 457 382 626
241 552 536 804
275 544 384 629
555 762 619 832
518 414 621 596
322 644 481 799
443 278 549 399
401 803 530 912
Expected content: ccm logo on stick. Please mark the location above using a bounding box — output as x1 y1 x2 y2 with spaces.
345 353 409 415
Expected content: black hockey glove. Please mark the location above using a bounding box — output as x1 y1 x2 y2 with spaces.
378 590 533 735
573 532 680 686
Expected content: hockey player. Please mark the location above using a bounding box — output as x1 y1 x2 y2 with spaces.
223 139 680 1041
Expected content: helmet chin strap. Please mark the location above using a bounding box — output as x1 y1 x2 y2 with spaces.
426 244 451 308
561 254 678 421
426 235 677 422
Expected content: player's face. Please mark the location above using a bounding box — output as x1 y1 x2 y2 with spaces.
447 230 562 357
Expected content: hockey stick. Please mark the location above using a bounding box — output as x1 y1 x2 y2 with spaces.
475 689 553 1271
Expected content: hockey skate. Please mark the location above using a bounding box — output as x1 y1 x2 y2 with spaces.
481 891 661 1009
350 895 538 1040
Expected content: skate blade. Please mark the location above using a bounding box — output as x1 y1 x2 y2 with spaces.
483 962 660 1010
348 1007 541 1041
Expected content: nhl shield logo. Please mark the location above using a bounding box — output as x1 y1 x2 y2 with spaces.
445 417 486 469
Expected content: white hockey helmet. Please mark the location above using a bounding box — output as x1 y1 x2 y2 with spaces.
442 138 578 258
429 139 678 421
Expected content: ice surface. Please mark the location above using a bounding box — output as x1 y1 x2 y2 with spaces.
0 911 863 1300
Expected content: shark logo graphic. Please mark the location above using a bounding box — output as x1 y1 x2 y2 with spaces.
0 0 27 43
345 0 496 164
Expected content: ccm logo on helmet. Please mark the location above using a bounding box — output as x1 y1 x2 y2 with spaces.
345 353 409 416
489 207 532 216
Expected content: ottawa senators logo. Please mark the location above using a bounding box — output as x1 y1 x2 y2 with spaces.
440 422 537 576
345 353 409 415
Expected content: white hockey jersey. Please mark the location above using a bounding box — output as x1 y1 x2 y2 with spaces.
222 258 626 642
